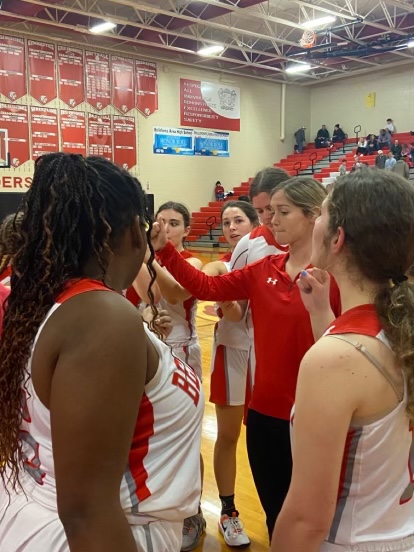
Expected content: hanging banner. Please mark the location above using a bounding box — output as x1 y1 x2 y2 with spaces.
194 130 230 157
0 104 30 167
85 51 111 111
88 113 112 160
58 46 85 108
60 110 86 156
28 40 57 105
136 60 158 116
153 127 194 156
0 35 26 101
111 56 135 114
30 107 59 160
180 79 240 132
113 116 137 170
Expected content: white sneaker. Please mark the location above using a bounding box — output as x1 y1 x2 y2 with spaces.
219 512 251 548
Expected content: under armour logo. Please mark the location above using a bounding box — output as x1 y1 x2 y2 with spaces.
267 277 277 285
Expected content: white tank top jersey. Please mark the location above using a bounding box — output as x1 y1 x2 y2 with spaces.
229 225 288 271
16 280 204 525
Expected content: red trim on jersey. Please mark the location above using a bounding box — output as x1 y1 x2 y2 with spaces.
125 286 140 307
325 304 381 338
337 428 356 503
57 279 113 304
220 252 232 262
0 265 11 284
249 225 288 253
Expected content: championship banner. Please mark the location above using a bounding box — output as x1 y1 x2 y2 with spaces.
113 116 137 170
28 40 57 105
85 51 111 111
0 104 30 167
136 60 158 116
30 107 59 160
153 126 194 156
58 46 85 108
111 56 135 114
88 113 112 160
60 110 86 156
194 130 230 157
0 35 26 101
180 79 240 132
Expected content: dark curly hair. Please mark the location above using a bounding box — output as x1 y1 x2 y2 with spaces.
0 211 24 275
0 153 157 490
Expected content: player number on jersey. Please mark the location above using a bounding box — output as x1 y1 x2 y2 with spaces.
172 356 201 407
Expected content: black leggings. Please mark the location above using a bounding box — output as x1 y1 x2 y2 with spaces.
246 409 292 541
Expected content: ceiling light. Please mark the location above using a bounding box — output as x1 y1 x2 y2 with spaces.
90 21 117 34
302 16 336 29
286 62 312 74
197 44 225 56
408 39 414 48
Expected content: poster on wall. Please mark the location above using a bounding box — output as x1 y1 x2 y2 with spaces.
111 56 135 114
153 126 194 156
58 46 85 108
30 107 59 160
86 51 111 111
113 116 137 169
88 113 112 160
180 79 240 132
0 35 26 101
28 40 57 105
136 60 158 116
194 130 229 157
0 104 30 167
60 110 86 156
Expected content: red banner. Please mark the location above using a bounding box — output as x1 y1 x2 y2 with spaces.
58 46 85 108
28 40 57 105
180 78 240 131
0 104 30 167
135 60 158 116
0 35 26 101
30 107 59 160
60 110 86 156
111 56 135 114
113 116 137 170
88 114 112 160
86 51 111 111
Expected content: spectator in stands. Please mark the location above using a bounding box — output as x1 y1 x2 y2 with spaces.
356 137 368 155
331 124 345 144
315 125 330 149
410 143 414 164
385 118 395 134
294 127 306 154
215 181 225 201
375 150 386 169
391 139 402 160
378 129 392 150
385 152 396 171
366 134 378 155
339 159 347 176
393 156 410 179
401 143 411 158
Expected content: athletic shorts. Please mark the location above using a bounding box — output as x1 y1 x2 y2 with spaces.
171 342 202 380
320 535 414 552
210 343 251 406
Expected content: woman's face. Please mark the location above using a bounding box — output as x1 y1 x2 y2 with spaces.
157 209 189 250
221 207 255 247
270 189 317 246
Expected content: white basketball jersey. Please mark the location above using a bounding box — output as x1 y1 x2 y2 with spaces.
229 225 287 271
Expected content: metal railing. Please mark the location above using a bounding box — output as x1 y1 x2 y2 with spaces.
354 125 362 145
293 161 302 176
309 152 317 174
206 215 217 242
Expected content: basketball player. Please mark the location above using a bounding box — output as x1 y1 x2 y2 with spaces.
272 170 414 551
151 176 341 539
0 154 204 552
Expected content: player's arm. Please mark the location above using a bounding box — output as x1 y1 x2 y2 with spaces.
50 292 147 552
203 261 247 322
150 258 192 304
271 337 360 552
132 264 161 304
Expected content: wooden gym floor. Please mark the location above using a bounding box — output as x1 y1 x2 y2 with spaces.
192 249 268 551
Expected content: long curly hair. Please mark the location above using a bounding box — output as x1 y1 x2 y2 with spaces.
0 211 24 275
0 153 157 490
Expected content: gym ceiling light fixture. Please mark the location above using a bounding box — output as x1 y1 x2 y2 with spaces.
408 39 414 48
90 21 117 34
302 16 336 29
285 62 312 74
197 44 225 56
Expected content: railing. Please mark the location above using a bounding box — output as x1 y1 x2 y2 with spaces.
354 125 362 144
206 215 217 243
293 161 302 176
309 152 317 174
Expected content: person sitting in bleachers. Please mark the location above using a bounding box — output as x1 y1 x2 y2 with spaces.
356 137 368 155
366 134 378 155
391 139 402 161
331 124 345 144
385 152 397 171
385 118 395 134
409 143 414 164
401 143 411 158
315 125 330 148
375 150 386 169
215 181 225 201
393 156 410 179
377 128 392 150
339 159 347 176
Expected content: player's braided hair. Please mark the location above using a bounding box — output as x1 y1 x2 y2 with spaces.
0 211 24 275
0 153 157 490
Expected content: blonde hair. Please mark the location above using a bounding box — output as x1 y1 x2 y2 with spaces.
271 176 327 218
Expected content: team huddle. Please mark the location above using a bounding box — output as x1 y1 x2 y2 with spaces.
0 153 414 552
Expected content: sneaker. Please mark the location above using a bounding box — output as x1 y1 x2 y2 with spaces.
219 512 251 548
181 512 207 551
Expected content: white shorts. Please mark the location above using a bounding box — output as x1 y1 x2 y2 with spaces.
210 343 251 406
171 342 202 380
320 535 414 552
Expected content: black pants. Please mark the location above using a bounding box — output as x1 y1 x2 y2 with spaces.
246 409 292 541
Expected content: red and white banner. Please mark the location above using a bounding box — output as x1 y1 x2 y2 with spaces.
111 56 135 114
88 113 112 160
30 107 59 160
113 116 137 170
58 46 85 108
60 110 86 156
28 40 57 105
135 60 158 116
0 35 26 101
86 51 111 111
180 79 240 131
0 104 30 167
